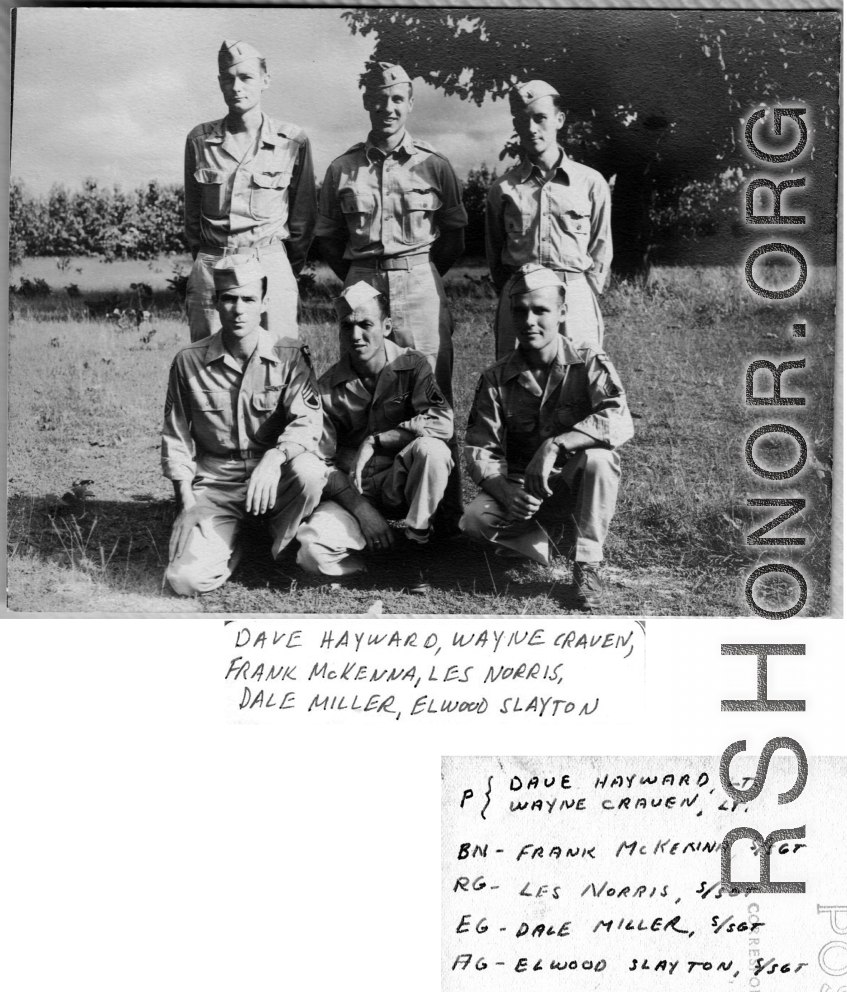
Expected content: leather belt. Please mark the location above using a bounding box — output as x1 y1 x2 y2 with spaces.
352 253 431 271
199 243 287 258
216 448 266 461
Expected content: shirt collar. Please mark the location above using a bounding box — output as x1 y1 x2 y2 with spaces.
205 113 278 147
518 146 570 184
255 328 280 363
365 130 415 163
258 113 281 148
204 119 226 145
327 338 406 387
501 335 581 382
203 328 279 368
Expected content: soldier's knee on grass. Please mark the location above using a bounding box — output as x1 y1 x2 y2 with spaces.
295 539 325 575
165 561 205 597
459 500 493 543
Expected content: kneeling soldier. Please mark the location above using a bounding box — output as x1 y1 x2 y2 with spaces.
297 282 453 580
460 264 633 610
162 256 326 596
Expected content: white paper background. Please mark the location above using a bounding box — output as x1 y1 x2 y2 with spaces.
442 753 843 990
2 4 843 989
2 618 845 990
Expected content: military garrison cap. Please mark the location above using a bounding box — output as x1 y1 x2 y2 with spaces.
218 40 264 73
509 79 560 114
212 255 266 292
508 264 565 298
333 281 383 319
362 62 412 91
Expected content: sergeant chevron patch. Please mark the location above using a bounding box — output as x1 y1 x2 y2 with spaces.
302 378 321 410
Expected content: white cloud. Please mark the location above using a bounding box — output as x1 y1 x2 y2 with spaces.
12 7 518 196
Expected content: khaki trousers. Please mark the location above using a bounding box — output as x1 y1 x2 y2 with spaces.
166 451 326 596
296 437 452 576
459 448 621 566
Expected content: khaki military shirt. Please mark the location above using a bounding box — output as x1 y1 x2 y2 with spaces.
184 113 316 270
162 330 324 482
315 131 467 261
464 336 633 485
485 148 612 294
318 339 453 497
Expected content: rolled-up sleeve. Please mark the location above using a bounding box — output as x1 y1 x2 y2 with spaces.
183 137 202 255
560 353 634 449
285 135 317 273
161 357 196 481
464 372 510 486
587 177 613 294
399 361 454 440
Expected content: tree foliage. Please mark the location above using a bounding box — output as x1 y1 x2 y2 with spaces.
462 164 498 258
9 178 186 264
344 9 839 272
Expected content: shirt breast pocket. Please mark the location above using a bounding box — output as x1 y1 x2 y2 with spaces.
340 189 378 247
383 390 412 425
194 389 233 438
399 189 442 245
251 388 282 413
505 411 539 445
503 199 532 253
250 171 291 222
555 207 592 254
196 389 230 412
195 169 230 219
554 405 578 431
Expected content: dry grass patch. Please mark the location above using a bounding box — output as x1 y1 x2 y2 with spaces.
7 262 835 615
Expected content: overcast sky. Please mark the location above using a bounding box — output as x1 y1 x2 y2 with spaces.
11 7 511 197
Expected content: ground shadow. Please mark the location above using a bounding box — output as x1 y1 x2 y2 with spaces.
9 493 586 611
8 494 173 587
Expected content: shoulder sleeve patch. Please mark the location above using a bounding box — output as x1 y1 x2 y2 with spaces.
300 344 312 369
595 355 624 398
425 376 446 407
301 378 321 410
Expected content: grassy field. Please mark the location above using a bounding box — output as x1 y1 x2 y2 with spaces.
6 256 836 615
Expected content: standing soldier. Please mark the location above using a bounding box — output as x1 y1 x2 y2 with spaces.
315 62 467 532
486 80 612 358
184 40 316 343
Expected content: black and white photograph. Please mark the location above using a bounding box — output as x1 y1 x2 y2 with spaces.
6 5 840 616
3 7 845 992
